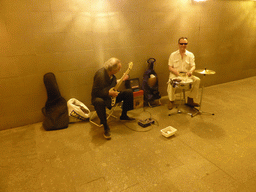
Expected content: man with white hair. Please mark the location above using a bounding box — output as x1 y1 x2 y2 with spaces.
91 57 134 140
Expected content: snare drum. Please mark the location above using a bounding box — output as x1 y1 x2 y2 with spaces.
170 76 193 89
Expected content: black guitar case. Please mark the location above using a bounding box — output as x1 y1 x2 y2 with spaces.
142 58 161 104
42 72 69 130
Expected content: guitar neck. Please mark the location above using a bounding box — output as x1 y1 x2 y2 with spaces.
114 70 130 90
112 62 133 91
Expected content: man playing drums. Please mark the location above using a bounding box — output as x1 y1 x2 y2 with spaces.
167 37 200 110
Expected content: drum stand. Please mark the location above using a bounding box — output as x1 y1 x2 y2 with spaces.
177 87 187 114
168 84 189 116
190 71 215 117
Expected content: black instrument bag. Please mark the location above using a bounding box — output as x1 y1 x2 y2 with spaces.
42 72 69 130
142 58 161 103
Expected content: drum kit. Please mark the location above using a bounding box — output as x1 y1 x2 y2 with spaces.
169 68 216 117
170 75 193 89
170 75 193 114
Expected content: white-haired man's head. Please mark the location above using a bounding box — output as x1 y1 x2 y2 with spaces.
104 57 121 74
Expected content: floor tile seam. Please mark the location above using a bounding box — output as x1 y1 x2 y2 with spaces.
3 151 39 160
84 176 106 184
177 137 239 183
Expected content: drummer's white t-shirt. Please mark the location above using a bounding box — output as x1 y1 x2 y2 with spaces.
168 50 195 73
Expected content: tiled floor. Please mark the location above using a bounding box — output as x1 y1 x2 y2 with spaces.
1 76 256 192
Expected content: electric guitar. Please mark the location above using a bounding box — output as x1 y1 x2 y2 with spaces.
110 62 133 106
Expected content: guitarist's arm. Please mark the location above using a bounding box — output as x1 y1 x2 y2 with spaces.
116 74 129 85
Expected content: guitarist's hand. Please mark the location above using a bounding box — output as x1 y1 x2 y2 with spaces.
117 74 129 84
123 74 129 81
109 90 119 97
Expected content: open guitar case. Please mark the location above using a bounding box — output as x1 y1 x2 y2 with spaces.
141 58 161 106
42 72 69 130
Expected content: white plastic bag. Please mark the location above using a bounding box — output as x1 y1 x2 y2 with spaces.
67 98 90 121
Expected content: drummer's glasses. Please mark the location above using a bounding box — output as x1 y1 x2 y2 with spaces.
179 43 188 45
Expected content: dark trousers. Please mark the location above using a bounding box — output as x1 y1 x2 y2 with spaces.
92 89 134 130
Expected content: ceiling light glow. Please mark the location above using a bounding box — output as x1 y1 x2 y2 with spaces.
193 0 207 2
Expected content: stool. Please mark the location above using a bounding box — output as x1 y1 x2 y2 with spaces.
176 88 188 113
169 77 192 114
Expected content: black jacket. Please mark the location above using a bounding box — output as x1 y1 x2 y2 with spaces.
91 68 116 108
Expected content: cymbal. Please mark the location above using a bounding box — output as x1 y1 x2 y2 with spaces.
194 69 216 75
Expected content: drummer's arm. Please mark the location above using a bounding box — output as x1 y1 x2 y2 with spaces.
187 55 195 77
187 66 195 77
169 66 179 76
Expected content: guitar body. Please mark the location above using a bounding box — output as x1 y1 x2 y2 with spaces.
110 62 133 106
110 87 117 107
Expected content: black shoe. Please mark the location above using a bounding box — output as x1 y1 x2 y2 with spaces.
168 101 174 110
103 131 111 140
185 102 200 108
186 97 200 108
120 115 135 120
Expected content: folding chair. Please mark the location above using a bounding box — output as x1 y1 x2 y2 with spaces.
89 103 121 127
